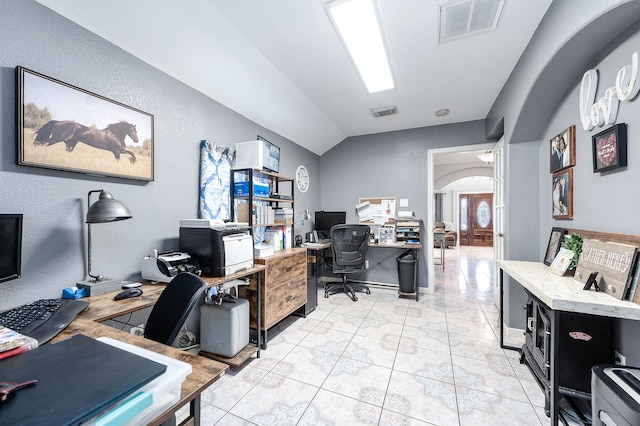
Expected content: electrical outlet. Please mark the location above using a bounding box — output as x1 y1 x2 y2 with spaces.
365 260 369 269
615 350 627 366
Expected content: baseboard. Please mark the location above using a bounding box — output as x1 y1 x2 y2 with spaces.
502 323 525 348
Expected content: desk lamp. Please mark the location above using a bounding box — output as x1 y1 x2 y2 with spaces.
76 190 132 296
301 209 311 226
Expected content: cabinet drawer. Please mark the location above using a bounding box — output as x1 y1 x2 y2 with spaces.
240 273 306 330
257 251 306 290
263 275 306 328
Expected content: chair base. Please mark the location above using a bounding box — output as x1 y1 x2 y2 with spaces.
324 275 370 302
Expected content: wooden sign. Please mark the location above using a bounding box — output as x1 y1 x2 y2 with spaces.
574 239 638 300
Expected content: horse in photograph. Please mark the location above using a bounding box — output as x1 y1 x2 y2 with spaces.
34 120 88 151
34 120 139 163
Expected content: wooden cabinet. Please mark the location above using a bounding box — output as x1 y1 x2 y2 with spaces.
239 248 307 347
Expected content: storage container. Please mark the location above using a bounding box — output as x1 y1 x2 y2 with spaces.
233 181 270 198
96 337 191 426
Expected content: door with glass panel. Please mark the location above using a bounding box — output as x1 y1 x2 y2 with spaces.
459 193 493 246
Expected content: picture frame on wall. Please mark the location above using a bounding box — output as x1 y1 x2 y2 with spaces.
550 125 576 173
552 169 573 219
544 227 566 266
17 66 154 181
592 123 627 173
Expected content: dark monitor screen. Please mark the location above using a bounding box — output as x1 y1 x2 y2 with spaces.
315 211 346 235
258 135 280 173
0 214 23 283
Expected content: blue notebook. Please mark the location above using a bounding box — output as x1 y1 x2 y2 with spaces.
0 334 166 426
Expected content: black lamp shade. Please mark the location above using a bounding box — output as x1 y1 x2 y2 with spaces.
86 191 132 223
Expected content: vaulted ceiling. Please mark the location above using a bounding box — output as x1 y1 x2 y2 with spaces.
36 0 552 155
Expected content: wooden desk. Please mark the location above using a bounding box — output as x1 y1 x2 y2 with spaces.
55 282 230 426
497 260 640 426
305 241 423 301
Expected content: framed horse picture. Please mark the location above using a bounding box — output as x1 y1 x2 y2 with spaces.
16 67 154 181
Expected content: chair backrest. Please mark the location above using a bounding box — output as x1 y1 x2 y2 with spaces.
144 272 207 346
330 224 370 274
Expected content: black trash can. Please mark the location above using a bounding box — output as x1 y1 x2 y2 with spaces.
397 250 417 293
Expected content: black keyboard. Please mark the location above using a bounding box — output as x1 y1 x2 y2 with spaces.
0 298 89 345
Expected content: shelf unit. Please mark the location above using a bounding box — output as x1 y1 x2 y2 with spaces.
231 168 295 248
395 218 422 245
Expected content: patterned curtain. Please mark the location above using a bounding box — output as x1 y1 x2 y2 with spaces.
198 140 234 220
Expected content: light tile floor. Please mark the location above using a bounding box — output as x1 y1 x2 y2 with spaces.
180 246 556 425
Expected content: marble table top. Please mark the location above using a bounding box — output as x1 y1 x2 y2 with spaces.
498 259 640 320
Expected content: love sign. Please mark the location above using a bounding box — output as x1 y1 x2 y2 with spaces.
579 52 640 131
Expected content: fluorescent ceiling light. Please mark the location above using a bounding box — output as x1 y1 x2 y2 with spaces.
327 0 395 93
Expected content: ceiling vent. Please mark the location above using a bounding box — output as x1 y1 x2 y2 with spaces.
439 0 505 43
370 106 398 118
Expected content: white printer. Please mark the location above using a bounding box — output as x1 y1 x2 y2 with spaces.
179 219 254 277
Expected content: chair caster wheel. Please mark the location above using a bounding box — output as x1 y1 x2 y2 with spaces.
324 294 329 298
352 296 358 301
365 289 371 294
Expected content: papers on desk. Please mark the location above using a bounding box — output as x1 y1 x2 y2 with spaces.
356 201 373 222
304 242 327 249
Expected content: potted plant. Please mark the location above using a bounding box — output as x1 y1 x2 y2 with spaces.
561 233 583 271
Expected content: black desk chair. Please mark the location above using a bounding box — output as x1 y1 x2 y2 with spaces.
144 272 207 347
325 224 371 301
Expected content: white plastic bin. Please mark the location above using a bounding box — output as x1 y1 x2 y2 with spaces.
96 337 191 425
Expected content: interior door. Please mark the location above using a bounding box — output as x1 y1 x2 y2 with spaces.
493 138 505 305
469 193 493 246
459 194 469 246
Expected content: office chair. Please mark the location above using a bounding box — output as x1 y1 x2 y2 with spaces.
144 272 207 347
325 224 371 301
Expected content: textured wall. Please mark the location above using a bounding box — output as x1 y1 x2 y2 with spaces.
537 24 640 365
320 120 490 288
0 1 320 310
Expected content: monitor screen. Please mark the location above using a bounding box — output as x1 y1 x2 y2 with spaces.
258 135 280 173
315 211 346 235
0 214 23 283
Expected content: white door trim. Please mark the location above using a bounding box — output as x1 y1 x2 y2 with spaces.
427 142 497 294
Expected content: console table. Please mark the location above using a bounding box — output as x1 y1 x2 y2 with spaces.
497 259 640 425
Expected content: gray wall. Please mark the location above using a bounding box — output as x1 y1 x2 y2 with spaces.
536 23 640 365
487 0 640 364
0 1 320 310
320 120 490 287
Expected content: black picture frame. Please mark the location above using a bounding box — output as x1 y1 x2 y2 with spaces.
544 227 566 266
17 66 154 181
592 123 627 173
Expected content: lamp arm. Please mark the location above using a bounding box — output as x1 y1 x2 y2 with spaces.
87 190 104 282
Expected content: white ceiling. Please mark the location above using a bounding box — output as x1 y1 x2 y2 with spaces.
35 0 552 156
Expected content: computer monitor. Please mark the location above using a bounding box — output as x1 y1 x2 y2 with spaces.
257 135 280 173
314 211 346 238
0 214 23 283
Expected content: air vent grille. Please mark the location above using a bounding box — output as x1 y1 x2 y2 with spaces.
370 106 398 118
439 0 505 43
